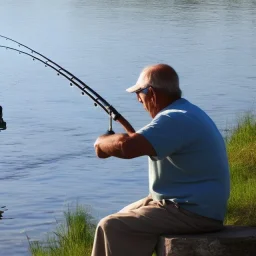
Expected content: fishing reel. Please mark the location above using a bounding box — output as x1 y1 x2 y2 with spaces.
0 106 7 131
105 114 115 135
103 107 119 135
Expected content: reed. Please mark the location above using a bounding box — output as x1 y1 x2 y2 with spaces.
29 205 95 256
225 113 256 225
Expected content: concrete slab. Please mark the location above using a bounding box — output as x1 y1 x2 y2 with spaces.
157 226 256 256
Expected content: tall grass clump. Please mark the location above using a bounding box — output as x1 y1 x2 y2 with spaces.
29 205 95 256
225 113 256 225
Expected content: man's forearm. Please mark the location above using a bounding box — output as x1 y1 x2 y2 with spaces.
94 133 130 159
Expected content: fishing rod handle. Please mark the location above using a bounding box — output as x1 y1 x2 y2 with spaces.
105 113 134 135
117 115 135 135
108 106 121 121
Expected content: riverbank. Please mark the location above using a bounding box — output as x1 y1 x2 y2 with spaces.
29 114 256 256
224 114 256 225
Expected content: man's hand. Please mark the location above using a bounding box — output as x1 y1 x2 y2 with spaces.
94 134 112 159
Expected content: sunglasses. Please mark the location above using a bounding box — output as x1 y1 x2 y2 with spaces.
135 86 152 95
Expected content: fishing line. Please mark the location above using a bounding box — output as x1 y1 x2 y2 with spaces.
0 35 123 133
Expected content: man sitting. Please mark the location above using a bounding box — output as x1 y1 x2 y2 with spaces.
92 64 230 256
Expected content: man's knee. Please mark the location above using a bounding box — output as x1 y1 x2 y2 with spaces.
97 214 120 232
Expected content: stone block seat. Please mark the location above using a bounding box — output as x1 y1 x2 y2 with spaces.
156 226 256 256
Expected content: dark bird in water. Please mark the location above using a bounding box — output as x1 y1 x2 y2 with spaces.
0 206 7 219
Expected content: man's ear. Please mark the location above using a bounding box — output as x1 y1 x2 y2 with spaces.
149 87 156 102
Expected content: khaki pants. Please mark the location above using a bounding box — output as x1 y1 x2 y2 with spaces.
91 196 223 256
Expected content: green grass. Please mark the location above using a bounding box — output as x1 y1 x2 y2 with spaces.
30 114 256 255
29 205 95 256
224 113 256 225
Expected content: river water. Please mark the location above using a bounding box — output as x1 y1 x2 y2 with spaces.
0 0 255 255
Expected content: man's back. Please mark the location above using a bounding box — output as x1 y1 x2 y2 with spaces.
137 98 230 221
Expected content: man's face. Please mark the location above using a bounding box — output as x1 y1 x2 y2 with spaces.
135 72 150 105
136 87 149 104
134 71 159 118
136 87 156 118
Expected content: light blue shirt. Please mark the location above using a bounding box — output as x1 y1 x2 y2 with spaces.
137 98 230 221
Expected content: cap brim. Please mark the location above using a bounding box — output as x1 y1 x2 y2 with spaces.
126 84 141 93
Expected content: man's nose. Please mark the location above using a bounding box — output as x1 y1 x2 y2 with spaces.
136 94 142 103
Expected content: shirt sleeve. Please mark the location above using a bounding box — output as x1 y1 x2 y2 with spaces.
136 112 196 159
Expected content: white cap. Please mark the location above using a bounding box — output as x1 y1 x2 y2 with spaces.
126 70 150 93
126 64 181 95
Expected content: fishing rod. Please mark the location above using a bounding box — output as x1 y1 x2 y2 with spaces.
0 35 125 134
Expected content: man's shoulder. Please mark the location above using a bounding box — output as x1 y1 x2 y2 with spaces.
154 98 216 133
155 98 191 120
159 98 208 119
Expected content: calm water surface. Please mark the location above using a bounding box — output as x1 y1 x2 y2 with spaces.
0 0 256 255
